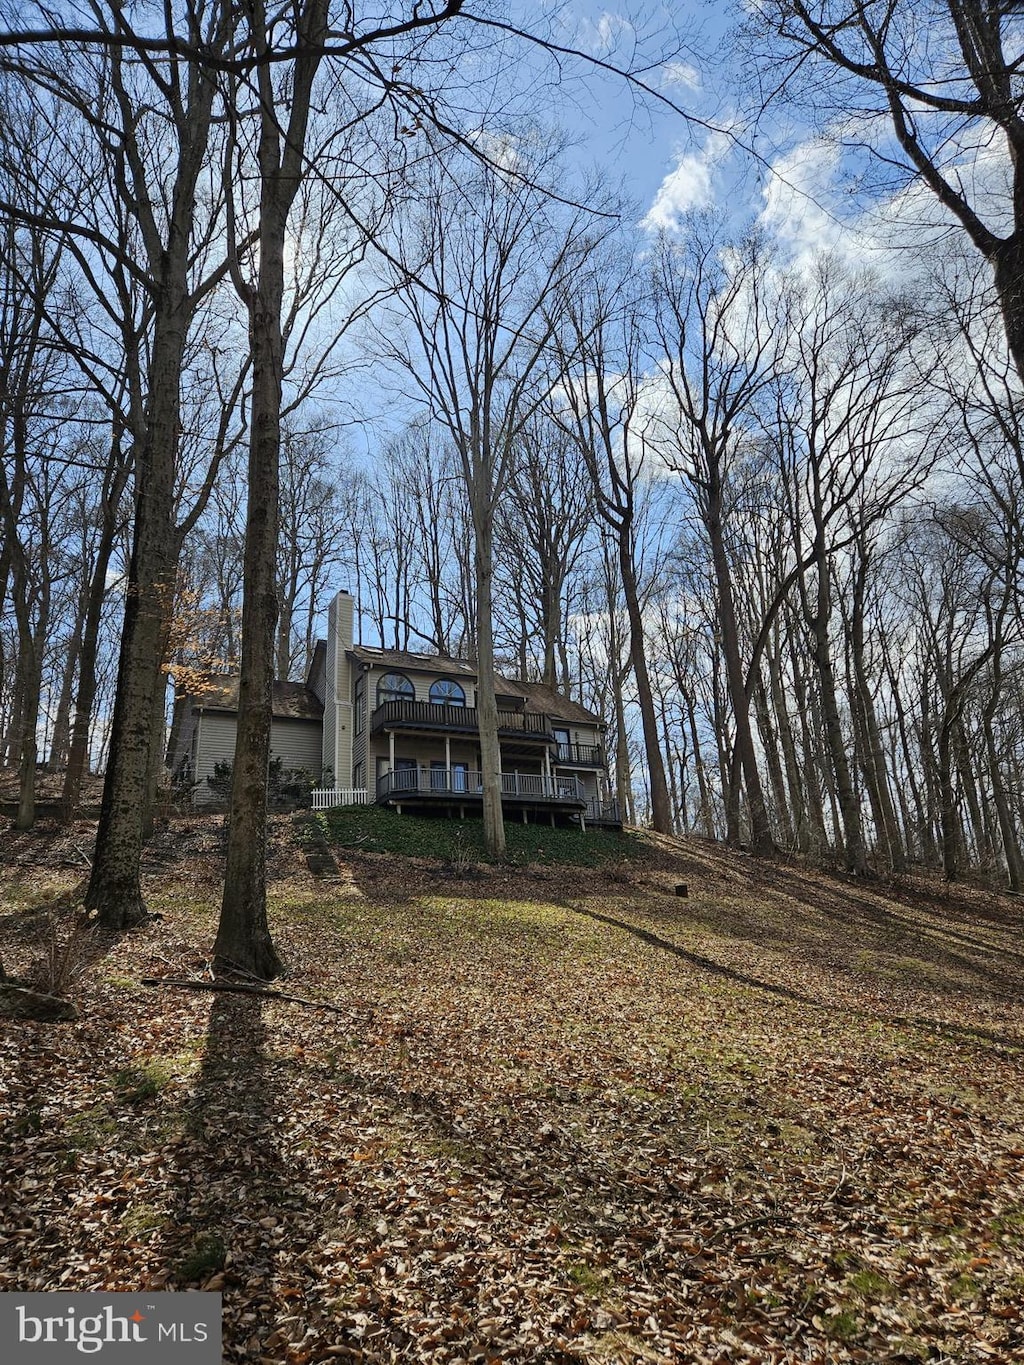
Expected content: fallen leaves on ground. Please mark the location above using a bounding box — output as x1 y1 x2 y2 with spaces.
2 822 1023 1364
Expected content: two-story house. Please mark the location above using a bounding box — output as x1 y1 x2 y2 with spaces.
170 590 621 829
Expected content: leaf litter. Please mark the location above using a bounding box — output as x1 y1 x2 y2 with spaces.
1 819 1023 1363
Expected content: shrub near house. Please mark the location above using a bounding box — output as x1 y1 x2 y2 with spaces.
203 758 319 811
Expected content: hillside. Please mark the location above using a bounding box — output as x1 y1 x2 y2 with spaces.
1 816 1023 1363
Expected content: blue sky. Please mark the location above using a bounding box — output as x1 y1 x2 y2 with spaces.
546 2 737 228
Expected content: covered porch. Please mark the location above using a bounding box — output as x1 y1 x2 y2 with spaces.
376 766 587 824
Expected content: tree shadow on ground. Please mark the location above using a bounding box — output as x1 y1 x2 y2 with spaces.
151 993 328 1363
555 895 1024 1055
559 900 818 1007
619 855 1024 1006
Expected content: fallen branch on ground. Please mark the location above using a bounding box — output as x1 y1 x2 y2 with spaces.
140 976 355 1015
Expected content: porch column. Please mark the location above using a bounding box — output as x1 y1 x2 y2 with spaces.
445 734 451 784
543 745 551 795
388 730 395 772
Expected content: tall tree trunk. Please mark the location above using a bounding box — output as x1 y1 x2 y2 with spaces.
883 651 927 863
919 670 943 867
985 715 1023 892
659 698 680 832
604 564 633 824
84 296 188 928
806 557 867 874
712 649 739 845
980 640 1024 892
684 690 715 840
48 618 83 771
707 489 773 855
5 534 45 830
753 670 793 850
848 553 905 871
953 716 988 863
61 511 120 822
14 634 39 831
473 505 506 858
215 254 285 975
938 708 960 883
991 234 1024 386
617 531 672 835
84 23 222 928
935 647 994 882
768 638 808 854
216 0 329 972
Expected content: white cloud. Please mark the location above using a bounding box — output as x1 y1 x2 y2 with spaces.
595 12 634 51
758 138 846 267
642 154 714 229
661 61 701 92
757 121 1015 283
641 131 732 232
466 127 523 175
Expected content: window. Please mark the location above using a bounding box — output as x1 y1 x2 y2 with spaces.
354 675 365 734
376 672 414 705
429 678 466 707
553 727 571 761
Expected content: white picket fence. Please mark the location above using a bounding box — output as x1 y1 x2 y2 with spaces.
311 787 370 811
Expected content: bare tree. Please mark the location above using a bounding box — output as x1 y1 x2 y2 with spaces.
650 226 788 853
771 259 940 872
382 148 598 856
0 189 70 828
1 1 240 927
552 251 675 835
747 2 1024 382
495 413 595 690
276 420 352 678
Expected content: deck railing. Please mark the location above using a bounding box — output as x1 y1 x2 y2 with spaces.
584 797 622 826
311 787 370 811
554 742 604 767
371 699 551 737
377 768 583 803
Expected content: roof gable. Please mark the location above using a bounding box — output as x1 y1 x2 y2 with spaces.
179 674 323 721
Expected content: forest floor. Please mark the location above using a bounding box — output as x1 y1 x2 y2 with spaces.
1 815 1023 1364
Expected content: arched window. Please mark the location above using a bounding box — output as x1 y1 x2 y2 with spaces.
376 672 415 705
429 678 466 707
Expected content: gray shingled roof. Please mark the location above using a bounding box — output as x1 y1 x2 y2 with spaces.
185 675 323 721
494 676 603 727
350 645 477 678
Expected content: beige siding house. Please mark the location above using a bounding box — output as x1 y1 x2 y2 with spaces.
170 590 620 828
168 676 324 807
314 592 619 828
